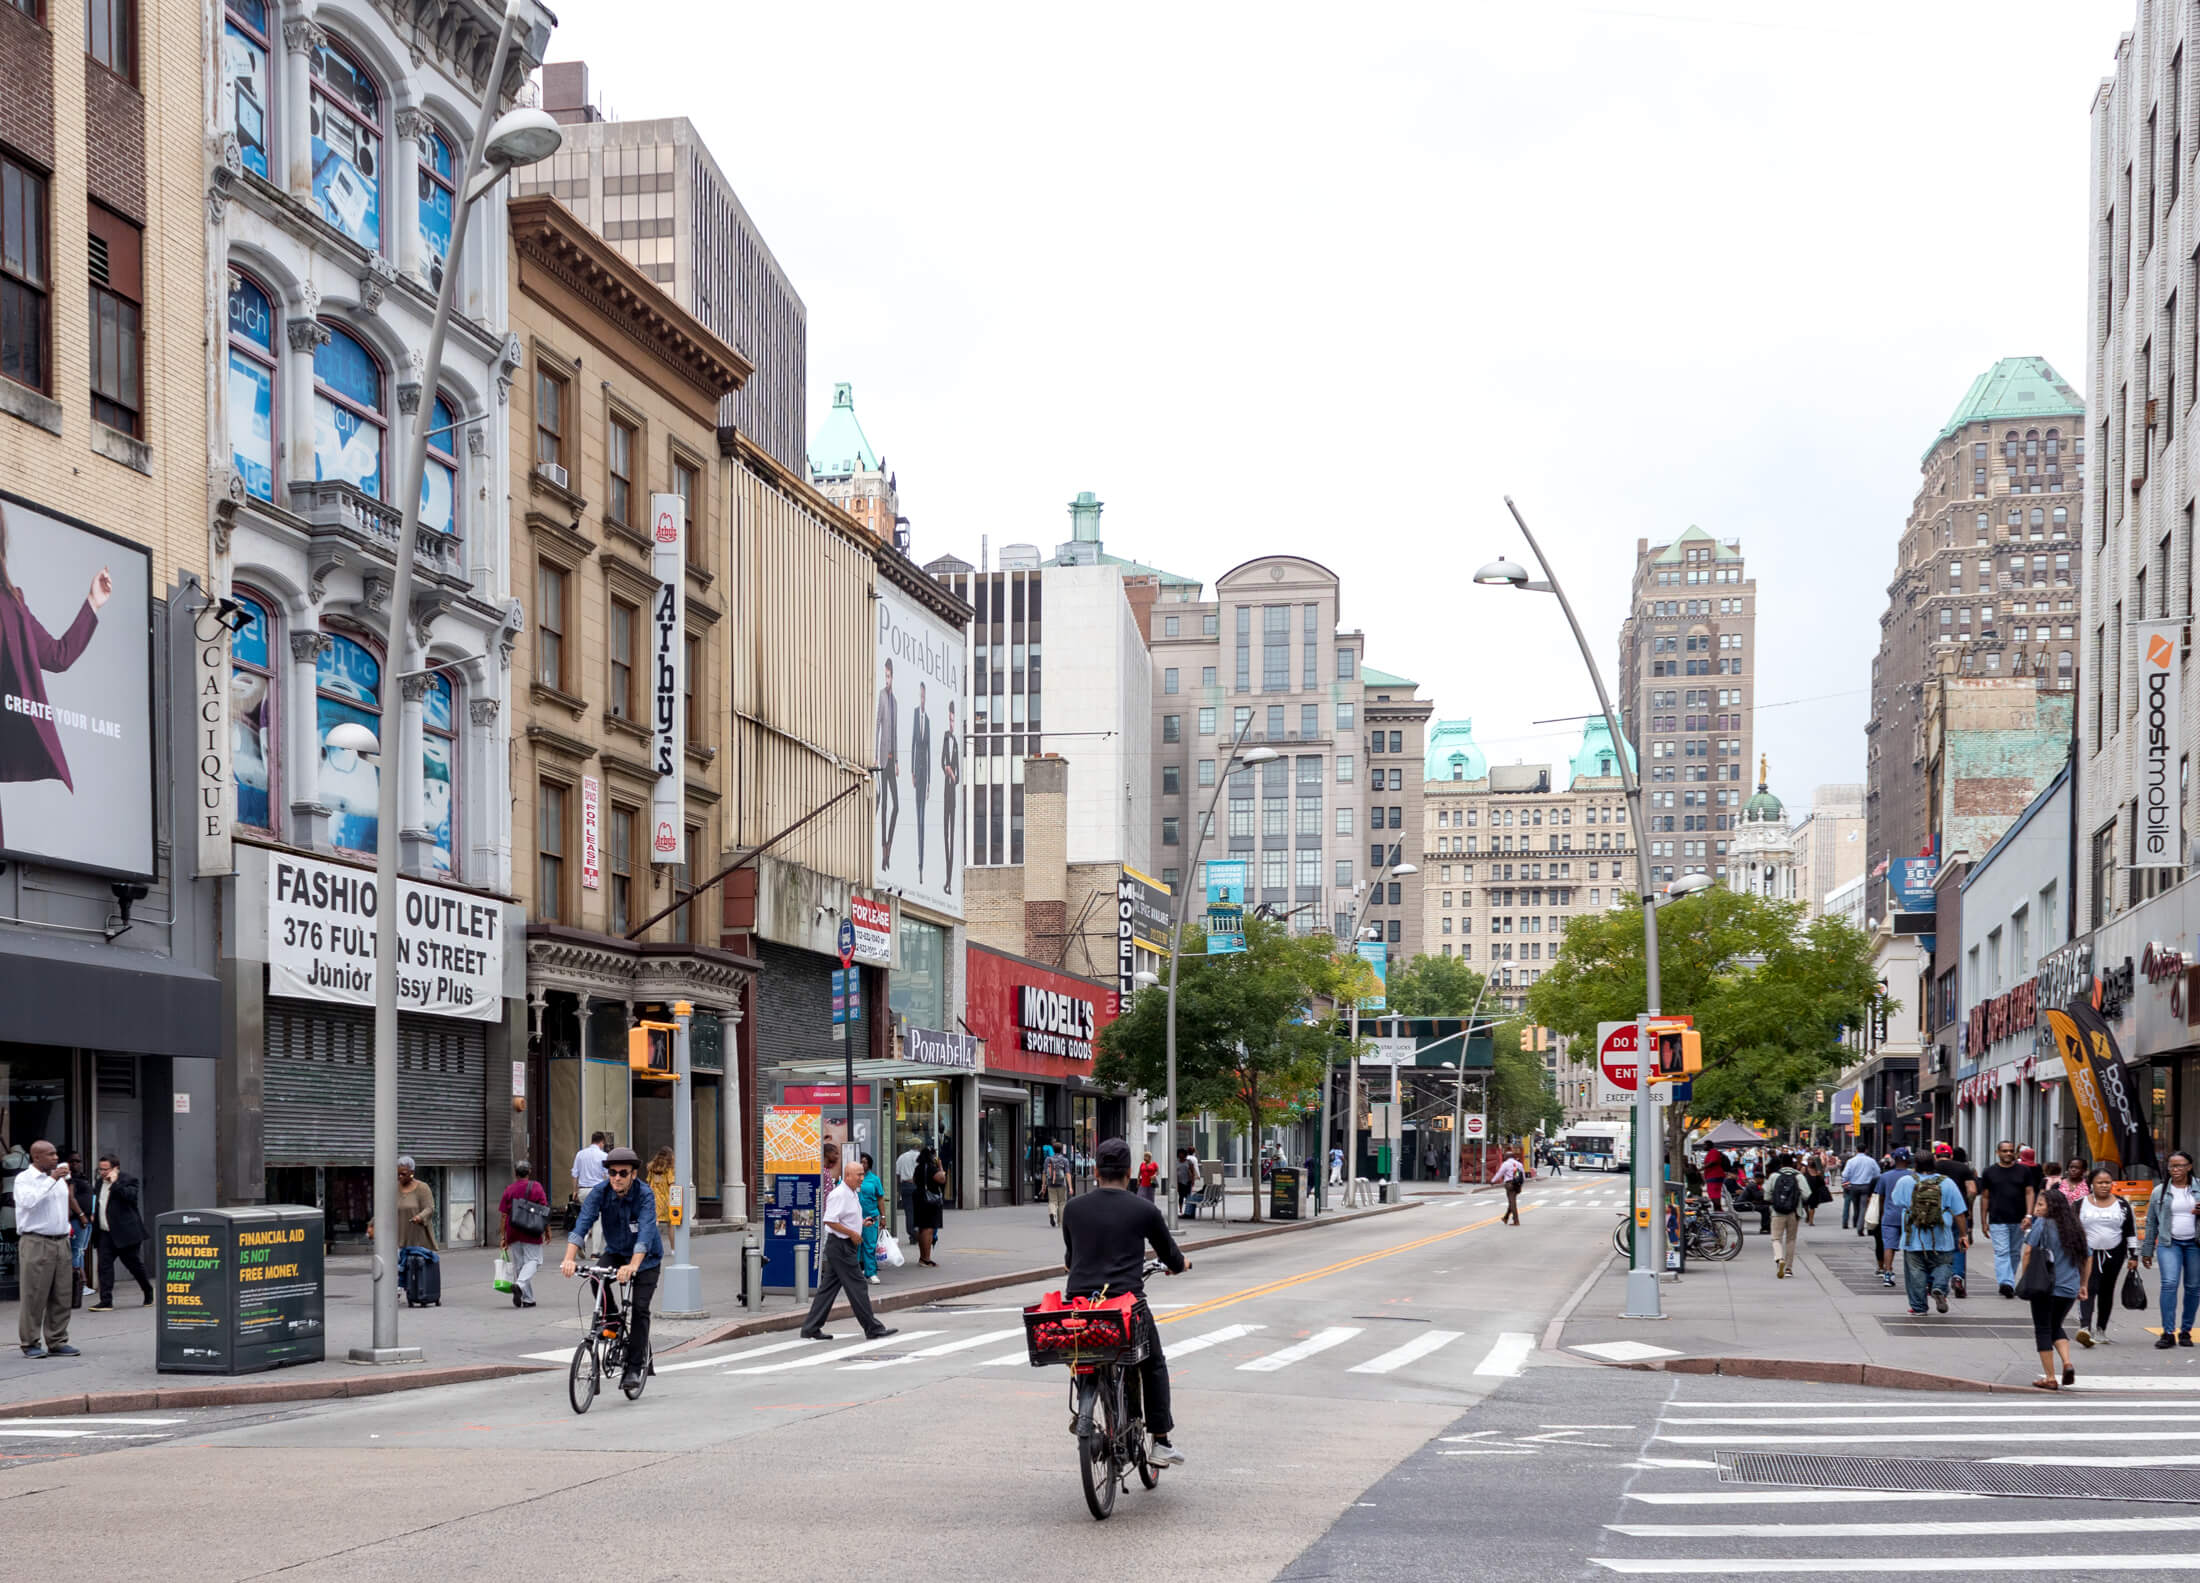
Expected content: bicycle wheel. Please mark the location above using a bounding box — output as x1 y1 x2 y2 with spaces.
1613 1215 1632 1259
1704 1218 1745 1261
568 1338 600 1415
1079 1373 1121 1520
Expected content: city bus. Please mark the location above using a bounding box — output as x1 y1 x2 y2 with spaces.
1563 1121 1631 1174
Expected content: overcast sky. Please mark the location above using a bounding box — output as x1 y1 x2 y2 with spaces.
546 0 2134 820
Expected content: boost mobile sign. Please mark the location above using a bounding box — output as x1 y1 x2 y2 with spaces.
268 852 503 1020
650 493 685 861
2136 619 2182 869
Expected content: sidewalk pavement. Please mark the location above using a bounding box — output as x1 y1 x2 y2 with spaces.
1555 1204 2200 1391
0 1188 1411 1414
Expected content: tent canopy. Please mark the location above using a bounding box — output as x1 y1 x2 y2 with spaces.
1699 1121 1767 1147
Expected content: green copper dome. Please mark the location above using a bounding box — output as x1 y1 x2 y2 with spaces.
1569 717 1635 786
1742 756 1785 823
1425 719 1485 782
808 381 880 480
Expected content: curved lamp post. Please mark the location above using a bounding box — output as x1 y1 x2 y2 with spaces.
1314 849 1413 1213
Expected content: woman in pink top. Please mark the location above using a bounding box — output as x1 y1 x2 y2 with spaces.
0 501 113 843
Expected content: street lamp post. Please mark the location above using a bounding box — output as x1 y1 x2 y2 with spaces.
1476 496 1702 1322
1162 715 1278 1231
1322 847 1415 1213
350 10 560 1364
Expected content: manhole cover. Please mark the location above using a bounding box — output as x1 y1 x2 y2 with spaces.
1722 1452 2200 1504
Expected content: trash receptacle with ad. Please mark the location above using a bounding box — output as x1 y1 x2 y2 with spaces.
1268 1166 1302 1220
157 1205 326 1375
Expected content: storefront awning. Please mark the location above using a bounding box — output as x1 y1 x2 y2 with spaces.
0 930 219 1060
769 1058 976 1083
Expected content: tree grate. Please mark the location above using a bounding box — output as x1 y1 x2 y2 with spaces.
1722 1452 2200 1504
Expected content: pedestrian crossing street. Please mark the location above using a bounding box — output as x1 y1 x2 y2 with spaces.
1587 1388 2200 1576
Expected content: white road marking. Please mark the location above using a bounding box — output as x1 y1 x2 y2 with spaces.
1659 1430 2200 1446
1167 1323 1264 1357
1239 1327 1363 1372
1473 1331 1537 1377
2076 1376 2200 1392
1571 1340 1682 1362
981 1349 1032 1366
842 1328 1020 1370
1993 1454 2200 1466
1662 1412 2200 1427
1348 1328 1463 1375
1607 1516 2200 1539
1627 1492 1987 1507
726 1330 939 1373
1440 1446 1536 1456
0 1416 187 1426
520 1348 577 1362
0 1428 102 1440
1617 1458 1721 1470
654 1337 816 1373
1590 1556 2200 1575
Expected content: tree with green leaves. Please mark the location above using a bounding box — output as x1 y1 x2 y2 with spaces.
1094 916 1359 1221
1383 953 1488 1016
1525 887 1878 1156
1486 1017 1566 1141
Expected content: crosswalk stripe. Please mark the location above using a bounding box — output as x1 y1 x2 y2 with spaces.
1662 1412 2200 1427
1348 1328 1465 1375
1167 1323 1263 1357
726 1330 939 1374
0 1416 187 1427
1609 1516 2200 1539
1474 1331 1537 1377
980 1349 1032 1366
841 1329 1020 1370
1238 1326 1362 1372
655 1337 815 1374
1658 1430 2200 1446
0 1428 107 1440
1591 1556 2200 1575
1626 1492 1986 1507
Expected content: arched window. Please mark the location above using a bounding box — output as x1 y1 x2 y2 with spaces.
317 631 382 854
223 0 273 179
2029 507 2045 535
421 391 458 537
309 37 382 249
226 268 277 500
230 590 277 832
2026 429 2039 456
2046 429 2061 458
417 121 456 289
422 671 456 875
2052 506 2068 534
313 325 385 497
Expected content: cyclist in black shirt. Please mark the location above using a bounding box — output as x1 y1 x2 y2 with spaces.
1062 1137 1189 1465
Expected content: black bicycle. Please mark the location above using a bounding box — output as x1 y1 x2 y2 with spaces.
568 1263 650 1414
1025 1258 1171 1521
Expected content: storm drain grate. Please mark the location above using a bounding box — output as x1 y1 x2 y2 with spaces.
1877 1321 2034 1339
1722 1452 2200 1504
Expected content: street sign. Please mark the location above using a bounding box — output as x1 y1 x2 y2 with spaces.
1595 1021 1641 1108
1368 1100 1399 1141
1364 1035 1417 1066
837 918 856 969
1463 1113 1487 1141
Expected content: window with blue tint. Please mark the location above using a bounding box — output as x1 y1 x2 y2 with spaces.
317 632 381 853
422 672 455 874
417 123 455 290
309 39 381 249
313 325 384 497
223 0 272 179
230 592 276 831
420 392 457 536
226 270 276 499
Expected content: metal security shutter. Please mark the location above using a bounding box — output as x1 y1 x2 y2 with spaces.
753 942 864 1070
265 1001 487 1167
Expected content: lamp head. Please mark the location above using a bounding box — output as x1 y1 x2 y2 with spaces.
1238 746 1281 767
1473 557 1530 588
485 106 563 170
1390 862 1418 877
1132 970 1160 988
324 721 380 758
1666 872 1715 898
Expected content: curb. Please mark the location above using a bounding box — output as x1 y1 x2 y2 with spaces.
1601 1354 2019 1394
0 1361 551 1421
669 1198 1426 1354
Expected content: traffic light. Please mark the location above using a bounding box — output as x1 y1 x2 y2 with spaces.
628 1021 676 1078
1650 1018 1701 1079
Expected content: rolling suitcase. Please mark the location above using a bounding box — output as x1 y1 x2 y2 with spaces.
403 1249 442 1307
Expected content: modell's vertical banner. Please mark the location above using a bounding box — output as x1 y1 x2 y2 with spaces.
2136 619 2183 868
649 492 685 862
193 602 234 877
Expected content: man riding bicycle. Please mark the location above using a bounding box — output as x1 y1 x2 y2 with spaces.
560 1146 662 1393
1061 1137 1189 1466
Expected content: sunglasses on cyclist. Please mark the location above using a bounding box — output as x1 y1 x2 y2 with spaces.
607 1166 635 1178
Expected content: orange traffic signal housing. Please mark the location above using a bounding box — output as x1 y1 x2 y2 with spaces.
627 1021 676 1078
1650 1019 1701 1079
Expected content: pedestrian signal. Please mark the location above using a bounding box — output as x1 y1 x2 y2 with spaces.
1650 1020 1701 1079
628 1021 677 1078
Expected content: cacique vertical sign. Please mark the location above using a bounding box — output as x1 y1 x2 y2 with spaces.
649 492 685 863
2136 619 2183 869
193 603 234 877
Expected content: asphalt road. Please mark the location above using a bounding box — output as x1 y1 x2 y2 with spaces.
0 1180 1617 1579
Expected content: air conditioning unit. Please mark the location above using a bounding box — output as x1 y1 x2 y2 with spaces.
537 461 569 490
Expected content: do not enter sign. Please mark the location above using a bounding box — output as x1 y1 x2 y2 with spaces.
1596 1021 1642 1107
1463 1113 1487 1140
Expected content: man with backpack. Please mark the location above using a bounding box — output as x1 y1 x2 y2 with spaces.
1766 1152 1806 1278
1043 1143 1073 1227
1886 1151 1971 1315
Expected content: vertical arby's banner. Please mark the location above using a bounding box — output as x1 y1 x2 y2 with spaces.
649 492 685 862
2136 619 2183 868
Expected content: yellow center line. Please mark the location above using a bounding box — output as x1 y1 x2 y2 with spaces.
1161 1201 1546 1326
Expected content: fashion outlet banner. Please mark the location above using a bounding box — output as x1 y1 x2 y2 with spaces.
268 851 503 1020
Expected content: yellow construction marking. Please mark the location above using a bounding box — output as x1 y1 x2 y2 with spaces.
1161 1202 1543 1327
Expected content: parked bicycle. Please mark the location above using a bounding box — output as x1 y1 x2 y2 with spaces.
1613 1197 1744 1262
1025 1257 1171 1520
567 1262 650 1414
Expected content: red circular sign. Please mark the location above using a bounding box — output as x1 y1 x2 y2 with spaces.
1599 1024 1642 1094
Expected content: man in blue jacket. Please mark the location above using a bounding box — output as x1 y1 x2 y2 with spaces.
561 1146 663 1391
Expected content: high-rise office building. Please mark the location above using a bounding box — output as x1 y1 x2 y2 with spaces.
1789 784 1868 918
1617 527 1759 889
531 61 808 476
1865 357 2084 878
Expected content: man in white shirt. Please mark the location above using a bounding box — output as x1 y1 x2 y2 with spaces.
571 1131 609 1254
895 1142 921 1235
1492 1151 1525 1225
12 1140 81 1358
800 1158 898 1342
1840 1147 1881 1235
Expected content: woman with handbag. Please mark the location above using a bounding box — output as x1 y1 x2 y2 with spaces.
2140 1148 2200 1348
498 1162 551 1308
911 1144 945 1267
2075 1167 2138 1347
2017 1186 2088 1390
